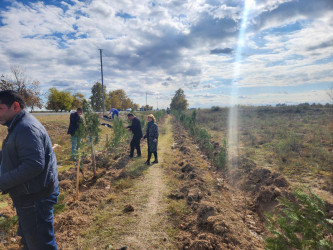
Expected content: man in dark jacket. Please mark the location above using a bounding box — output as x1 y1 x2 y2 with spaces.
0 90 59 249
126 113 143 157
67 107 83 160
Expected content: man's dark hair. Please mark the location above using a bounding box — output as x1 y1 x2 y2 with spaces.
0 90 26 109
77 108 82 112
127 113 134 117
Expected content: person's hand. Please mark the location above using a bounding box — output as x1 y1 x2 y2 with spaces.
126 128 130 131
141 138 144 142
153 139 157 142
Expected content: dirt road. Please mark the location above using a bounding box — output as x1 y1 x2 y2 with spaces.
76 115 177 249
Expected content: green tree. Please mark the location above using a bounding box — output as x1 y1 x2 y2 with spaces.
72 93 85 110
46 88 73 112
105 89 134 110
46 88 61 111
58 91 73 112
170 88 188 111
265 186 333 250
90 82 105 112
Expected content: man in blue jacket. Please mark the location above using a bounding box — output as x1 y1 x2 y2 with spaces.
0 90 59 249
108 108 119 119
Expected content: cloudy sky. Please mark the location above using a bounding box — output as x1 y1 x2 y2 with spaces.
0 0 332 108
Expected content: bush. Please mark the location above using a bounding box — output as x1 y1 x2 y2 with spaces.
265 186 333 250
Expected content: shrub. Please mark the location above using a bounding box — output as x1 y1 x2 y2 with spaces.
265 186 333 250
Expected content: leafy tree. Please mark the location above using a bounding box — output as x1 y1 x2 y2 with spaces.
90 82 105 112
0 65 43 111
170 88 188 111
46 88 61 111
46 88 73 112
105 89 134 110
265 186 333 250
72 93 85 110
58 91 73 112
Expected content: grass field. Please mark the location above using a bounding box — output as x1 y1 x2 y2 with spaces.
187 105 333 197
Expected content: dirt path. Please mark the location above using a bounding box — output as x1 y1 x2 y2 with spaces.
76 115 177 249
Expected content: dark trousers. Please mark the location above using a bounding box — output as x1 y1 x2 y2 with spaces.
16 186 59 250
130 136 141 157
147 150 157 162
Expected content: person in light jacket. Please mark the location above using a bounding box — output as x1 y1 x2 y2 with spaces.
0 90 59 249
142 114 158 165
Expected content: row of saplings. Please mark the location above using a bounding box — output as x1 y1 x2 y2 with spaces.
73 106 166 200
173 110 333 250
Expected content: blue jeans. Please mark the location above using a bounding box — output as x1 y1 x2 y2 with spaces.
16 187 59 250
71 135 78 159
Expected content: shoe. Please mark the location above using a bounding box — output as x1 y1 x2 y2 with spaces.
152 160 158 164
136 155 142 158
129 155 134 158
144 161 150 165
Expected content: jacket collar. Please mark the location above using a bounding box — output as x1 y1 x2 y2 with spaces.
7 110 27 132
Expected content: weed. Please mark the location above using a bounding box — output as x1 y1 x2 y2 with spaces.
0 216 18 234
167 199 190 218
54 193 66 215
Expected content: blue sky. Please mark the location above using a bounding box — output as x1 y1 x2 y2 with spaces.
0 0 332 108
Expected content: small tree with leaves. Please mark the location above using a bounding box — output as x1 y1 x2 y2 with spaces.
83 104 101 176
265 186 333 250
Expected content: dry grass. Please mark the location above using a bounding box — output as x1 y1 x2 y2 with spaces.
189 106 333 195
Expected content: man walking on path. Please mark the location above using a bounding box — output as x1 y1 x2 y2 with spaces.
0 90 59 249
126 113 143 158
67 107 83 160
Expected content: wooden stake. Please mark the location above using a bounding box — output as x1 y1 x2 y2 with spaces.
106 134 109 152
91 142 96 177
75 156 80 201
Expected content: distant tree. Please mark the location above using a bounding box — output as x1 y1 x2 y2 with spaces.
141 105 153 111
58 91 73 112
327 84 333 104
105 89 134 110
0 65 43 111
46 88 61 112
90 82 105 112
46 88 73 112
132 103 140 111
72 93 85 109
170 88 188 111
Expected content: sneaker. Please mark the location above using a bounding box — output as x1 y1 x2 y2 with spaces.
152 160 158 164
144 161 150 165
129 155 134 158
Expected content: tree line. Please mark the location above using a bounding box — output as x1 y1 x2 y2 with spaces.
0 66 141 112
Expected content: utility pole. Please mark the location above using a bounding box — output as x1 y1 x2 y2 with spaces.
99 49 105 115
146 92 147 108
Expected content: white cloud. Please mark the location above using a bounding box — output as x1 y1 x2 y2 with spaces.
0 0 332 109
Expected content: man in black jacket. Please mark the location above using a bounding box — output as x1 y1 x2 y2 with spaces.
126 113 143 157
0 90 59 249
67 107 83 160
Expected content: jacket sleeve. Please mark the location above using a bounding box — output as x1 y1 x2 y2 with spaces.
0 126 45 191
154 125 159 140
